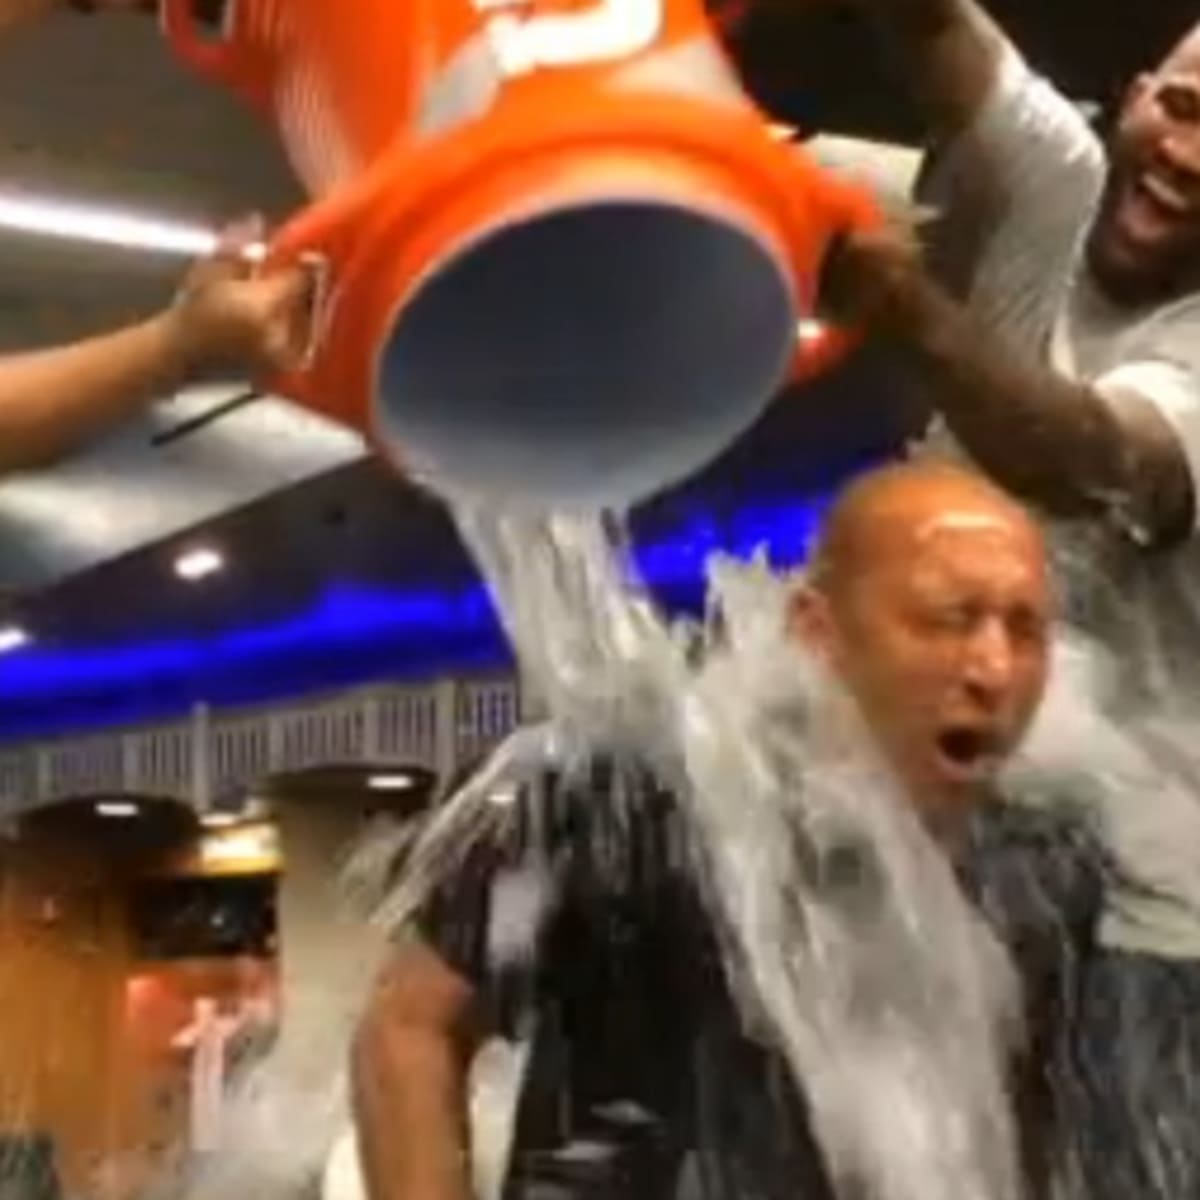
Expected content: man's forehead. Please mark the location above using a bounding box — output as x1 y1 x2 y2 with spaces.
1161 26 1200 80
882 503 1042 562
874 514 1047 596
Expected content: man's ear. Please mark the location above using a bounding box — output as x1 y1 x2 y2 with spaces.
787 585 837 658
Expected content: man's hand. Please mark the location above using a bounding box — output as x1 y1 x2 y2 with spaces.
820 223 938 344
163 218 311 380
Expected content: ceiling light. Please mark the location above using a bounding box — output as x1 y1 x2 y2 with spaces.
0 191 265 262
367 773 416 792
796 319 829 344
200 810 240 829
488 784 519 808
175 547 225 582
0 625 29 654
96 800 139 819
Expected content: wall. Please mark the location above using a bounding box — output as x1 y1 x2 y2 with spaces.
0 829 128 1200
0 818 284 1200
0 790 403 1200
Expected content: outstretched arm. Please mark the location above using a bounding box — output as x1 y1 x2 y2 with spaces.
0 4 308 473
352 940 480 1200
0 226 308 475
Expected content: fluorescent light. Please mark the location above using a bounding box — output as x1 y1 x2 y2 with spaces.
96 800 139 819
367 773 416 792
175 547 225 581
0 625 29 654
0 191 265 262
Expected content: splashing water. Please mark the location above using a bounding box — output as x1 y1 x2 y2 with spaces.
192 499 1200 1200
372 502 1027 1200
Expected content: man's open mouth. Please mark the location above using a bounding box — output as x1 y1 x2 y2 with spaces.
1140 170 1192 214
934 727 1000 776
1117 170 1198 245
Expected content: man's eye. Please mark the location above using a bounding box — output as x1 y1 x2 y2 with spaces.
1007 611 1046 644
922 607 973 633
1159 85 1200 123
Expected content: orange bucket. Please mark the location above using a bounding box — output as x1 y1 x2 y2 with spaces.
162 0 876 504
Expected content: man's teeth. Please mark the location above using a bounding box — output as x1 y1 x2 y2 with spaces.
1139 173 1191 214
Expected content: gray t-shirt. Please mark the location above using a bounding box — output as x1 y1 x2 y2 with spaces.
919 44 1200 959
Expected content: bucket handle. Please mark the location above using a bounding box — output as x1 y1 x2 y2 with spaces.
258 249 334 404
160 0 267 107
253 184 366 408
788 169 882 383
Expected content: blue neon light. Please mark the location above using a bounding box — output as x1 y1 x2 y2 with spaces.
0 495 831 740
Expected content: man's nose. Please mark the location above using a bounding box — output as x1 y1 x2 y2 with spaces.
961 619 1015 698
1160 129 1200 183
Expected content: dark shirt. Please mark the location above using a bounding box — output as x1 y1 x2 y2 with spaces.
419 763 1106 1200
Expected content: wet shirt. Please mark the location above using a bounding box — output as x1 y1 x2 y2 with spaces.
917 40 1200 958
417 766 1105 1200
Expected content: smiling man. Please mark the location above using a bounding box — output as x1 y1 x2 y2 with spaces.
822 5 1200 556
351 463 1109 1200
814 2 1200 731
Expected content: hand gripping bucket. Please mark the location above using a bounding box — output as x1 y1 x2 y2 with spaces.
162 0 877 504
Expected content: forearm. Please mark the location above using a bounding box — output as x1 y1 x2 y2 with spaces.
0 315 192 473
352 1026 473 1200
899 285 1135 518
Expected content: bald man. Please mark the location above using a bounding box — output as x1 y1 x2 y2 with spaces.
351 463 1109 1200
819 1 1200 557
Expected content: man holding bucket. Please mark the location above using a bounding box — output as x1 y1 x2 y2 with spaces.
0 0 308 474
816 2 1200 690
808 3 1200 1197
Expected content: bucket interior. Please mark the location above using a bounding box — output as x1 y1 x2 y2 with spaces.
372 201 796 505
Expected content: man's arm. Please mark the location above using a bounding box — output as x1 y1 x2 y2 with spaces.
0 4 309 474
843 0 1008 136
351 940 480 1200
0 228 307 474
825 230 1195 544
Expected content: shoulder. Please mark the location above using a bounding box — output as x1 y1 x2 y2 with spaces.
926 44 1103 192
1141 294 1200 363
921 45 1102 306
967 799 1107 930
973 798 1105 874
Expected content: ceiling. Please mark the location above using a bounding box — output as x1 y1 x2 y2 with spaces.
0 0 1195 733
